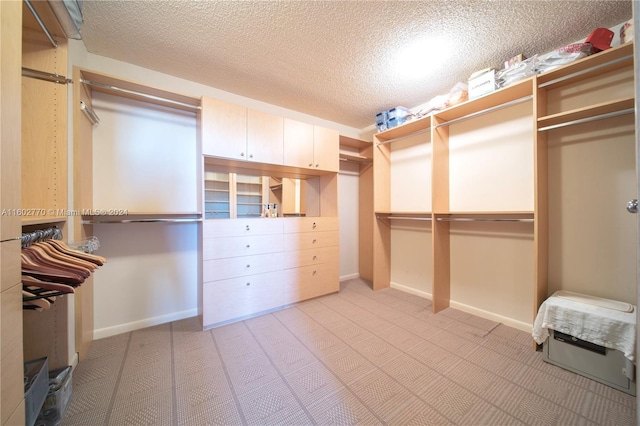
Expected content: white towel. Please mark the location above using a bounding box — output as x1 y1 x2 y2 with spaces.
532 291 637 362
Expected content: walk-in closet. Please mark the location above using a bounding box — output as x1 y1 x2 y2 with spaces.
1 1 638 425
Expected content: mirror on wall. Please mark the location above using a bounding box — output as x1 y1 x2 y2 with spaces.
204 169 321 219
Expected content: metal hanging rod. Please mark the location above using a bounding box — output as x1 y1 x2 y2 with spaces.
376 127 432 146
82 218 202 224
434 95 533 129
80 79 202 111
80 101 100 125
22 67 72 84
538 108 635 132
376 215 432 221
537 55 634 89
24 0 58 49
436 217 534 222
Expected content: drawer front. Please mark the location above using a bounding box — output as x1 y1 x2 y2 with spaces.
283 216 339 233
203 234 284 260
203 252 283 282
203 270 283 326
1 344 24 425
283 261 339 304
283 246 339 269
283 230 339 251
203 218 283 238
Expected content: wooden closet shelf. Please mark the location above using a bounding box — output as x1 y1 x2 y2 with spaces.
434 77 534 123
79 69 201 112
340 152 372 164
537 97 635 131
21 216 68 226
375 77 535 143
339 135 371 149
537 42 634 89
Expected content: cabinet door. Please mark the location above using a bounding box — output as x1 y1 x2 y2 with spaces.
200 97 247 159
313 126 339 172
247 109 283 165
283 118 314 169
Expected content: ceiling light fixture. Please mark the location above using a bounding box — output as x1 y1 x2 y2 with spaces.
394 37 452 82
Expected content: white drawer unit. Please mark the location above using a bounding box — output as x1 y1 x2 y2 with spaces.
203 234 284 260
203 218 284 238
201 216 339 328
203 252 283 282
203 271 283 326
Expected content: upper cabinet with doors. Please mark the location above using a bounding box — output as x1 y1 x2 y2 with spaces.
201 96 284 165
284 118 339 172
201 97 246 160
201 96 339 172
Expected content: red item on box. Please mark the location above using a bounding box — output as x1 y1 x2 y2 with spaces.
585 27 614 52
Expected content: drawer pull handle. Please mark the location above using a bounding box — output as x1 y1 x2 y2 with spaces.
246 244 250 248
315 164 319 168
246 282 251 286
313 270 317 275
246 264 251 268
312 222 317 229
249 154 253 159
241 152 245 157
313 255 317 260
308 163 313 167
246 225 250 231
312 239 317 244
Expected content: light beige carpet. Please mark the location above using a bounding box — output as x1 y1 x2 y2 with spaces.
62 278 637 425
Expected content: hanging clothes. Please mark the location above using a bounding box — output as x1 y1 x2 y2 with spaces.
20 228 106 310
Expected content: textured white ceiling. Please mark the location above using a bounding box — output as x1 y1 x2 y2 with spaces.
80 0 633 130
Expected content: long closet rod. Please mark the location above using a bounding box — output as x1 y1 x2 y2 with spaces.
82 218 202 224
537 54 633 89
22 67 72 84
436 217 534 222
376 127 432 146
376 215 432 221
80 79 202 111
24 0 58 49
538 108 635 132
434 95 533 129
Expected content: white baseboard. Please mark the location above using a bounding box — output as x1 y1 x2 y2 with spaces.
70 352 79 371
93 308 198 340
340 273 360 281
448 301 532 333
390 281 432 301
390 282 532 333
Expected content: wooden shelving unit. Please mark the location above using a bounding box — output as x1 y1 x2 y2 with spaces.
371 42 635 330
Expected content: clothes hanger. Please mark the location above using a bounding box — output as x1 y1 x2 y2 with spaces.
22 290 51 310
21 253 85 286
22 246 92 278
36 241 98 271
21 275 75 294
46 239 107 266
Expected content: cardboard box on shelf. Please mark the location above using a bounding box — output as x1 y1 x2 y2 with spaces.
468 68 497 99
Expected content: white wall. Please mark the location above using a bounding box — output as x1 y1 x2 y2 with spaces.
339 161 360 279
